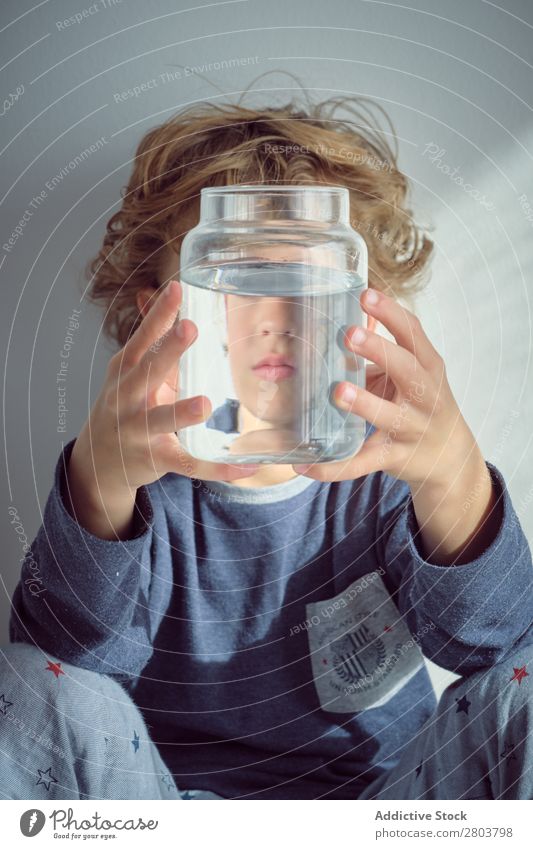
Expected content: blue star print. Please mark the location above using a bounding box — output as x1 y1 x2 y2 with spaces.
36 766 58 791
0 694 13 716
161 773 175 792
455 695 471 715
131 731 140 753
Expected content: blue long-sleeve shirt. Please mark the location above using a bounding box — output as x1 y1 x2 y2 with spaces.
10 424 533 799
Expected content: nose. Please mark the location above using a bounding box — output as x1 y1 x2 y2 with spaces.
257 320 297 336
256 299 299 336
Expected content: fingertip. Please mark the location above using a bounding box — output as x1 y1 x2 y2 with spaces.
175 319 199 350
337 381 358 404
363 288 380 307
196 395 212 418
343 326 359 349
225 463 261 478
163 279 181 300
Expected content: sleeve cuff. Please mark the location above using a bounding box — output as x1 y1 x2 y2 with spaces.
55 438 154 546
403 460 510 571
400 460 533 665
400 459 533 627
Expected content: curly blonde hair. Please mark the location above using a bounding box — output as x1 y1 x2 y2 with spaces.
86 95 433 348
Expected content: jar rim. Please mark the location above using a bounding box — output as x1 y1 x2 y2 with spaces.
201 184 349 195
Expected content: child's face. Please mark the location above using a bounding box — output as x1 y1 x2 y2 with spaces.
224 289 304 426
157 242 346 430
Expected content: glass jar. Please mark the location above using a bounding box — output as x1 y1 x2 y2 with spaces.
178 184 368 465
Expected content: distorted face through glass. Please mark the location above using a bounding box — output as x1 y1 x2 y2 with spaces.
223 291 306 428
159 241 349 458
220 244 333 435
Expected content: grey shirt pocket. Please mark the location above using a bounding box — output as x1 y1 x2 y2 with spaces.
306 570 424 713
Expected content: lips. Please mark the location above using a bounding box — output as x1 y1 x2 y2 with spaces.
253 354 296 370
252 353 296 381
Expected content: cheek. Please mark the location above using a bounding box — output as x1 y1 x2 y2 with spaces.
227 313 256 346
229 337 253 367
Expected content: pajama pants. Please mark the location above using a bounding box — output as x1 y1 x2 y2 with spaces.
0 641 532 800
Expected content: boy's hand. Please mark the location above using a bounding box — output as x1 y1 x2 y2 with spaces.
293 287 485 493
75 279 260 491
67 280 260 537
293 288 502 566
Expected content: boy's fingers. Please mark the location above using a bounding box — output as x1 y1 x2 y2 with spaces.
199 461 263 482
293 437 387 481
345 327 424 396
133 316 197 397
166 451 262 482
147 395 211 435
332 381 402 431
147 401 261 481
360 289 438 371
121 280 182 367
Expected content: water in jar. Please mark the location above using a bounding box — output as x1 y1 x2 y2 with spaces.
177 261 367 464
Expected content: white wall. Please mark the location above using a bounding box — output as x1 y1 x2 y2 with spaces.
1 1 532 700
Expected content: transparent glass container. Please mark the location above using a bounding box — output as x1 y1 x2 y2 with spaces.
178 184 368 465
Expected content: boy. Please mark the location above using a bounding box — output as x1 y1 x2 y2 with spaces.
2 98 532 800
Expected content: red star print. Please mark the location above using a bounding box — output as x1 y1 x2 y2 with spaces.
383 625 393 632
510 665 529 685
45 661 65 679
322 658 328 665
